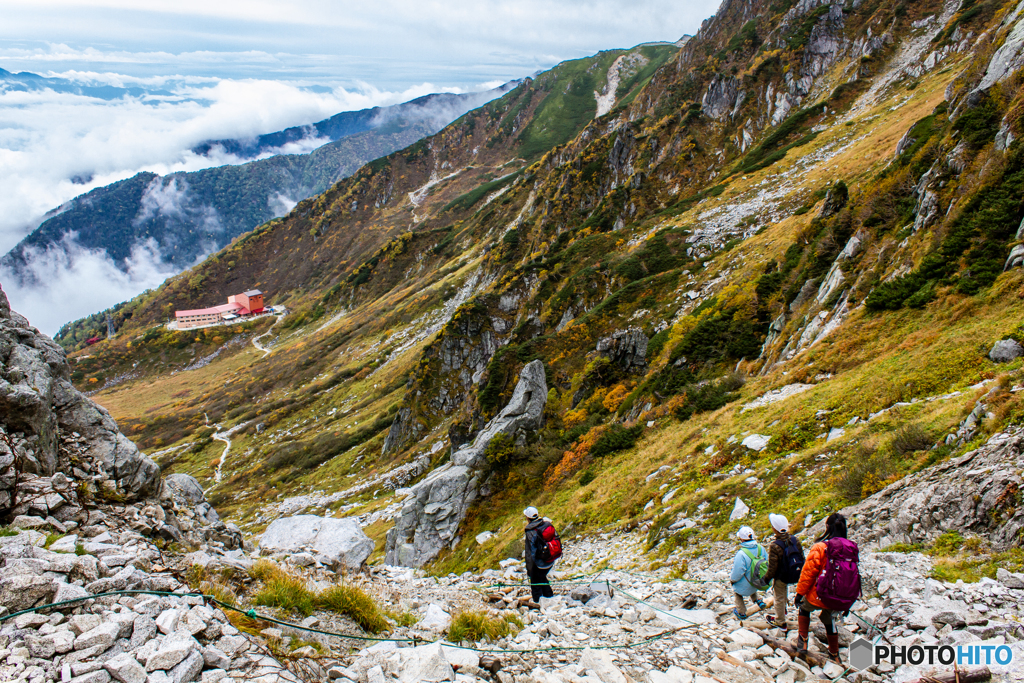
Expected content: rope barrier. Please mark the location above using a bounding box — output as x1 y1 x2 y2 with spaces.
0 582 702 655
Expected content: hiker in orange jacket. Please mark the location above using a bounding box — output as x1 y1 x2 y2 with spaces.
794 513 849 663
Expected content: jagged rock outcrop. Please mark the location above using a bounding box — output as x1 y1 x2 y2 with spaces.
595 328 649 371
0 283 159 514
822 428 1024 550
384 360 547 567
259 514 374 571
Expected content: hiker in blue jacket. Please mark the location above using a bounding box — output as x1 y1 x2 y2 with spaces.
730 526 768 619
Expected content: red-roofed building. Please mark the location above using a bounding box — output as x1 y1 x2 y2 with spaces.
175 289 266 330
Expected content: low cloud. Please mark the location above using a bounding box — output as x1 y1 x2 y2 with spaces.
1 234 187 336
0 73 486 255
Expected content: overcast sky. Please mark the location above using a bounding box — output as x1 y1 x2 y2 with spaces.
1 0 716 86
0 0 720 334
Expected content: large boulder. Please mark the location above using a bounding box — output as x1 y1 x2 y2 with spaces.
0 282 160 515
989 338 1024 363
385 361 548 566
819 428 1024 550
259 515 374 571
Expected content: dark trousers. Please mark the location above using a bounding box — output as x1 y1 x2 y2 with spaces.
528 566 554 602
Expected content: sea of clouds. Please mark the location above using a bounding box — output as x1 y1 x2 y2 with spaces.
0 69 485 335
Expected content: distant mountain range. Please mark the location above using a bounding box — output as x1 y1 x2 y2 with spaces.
0 81 517 280
0 67 174 99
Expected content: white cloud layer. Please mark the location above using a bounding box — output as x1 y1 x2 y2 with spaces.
1 235 186 336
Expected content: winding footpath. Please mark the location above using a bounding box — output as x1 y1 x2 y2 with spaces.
252 314 284 357
211 421 251 484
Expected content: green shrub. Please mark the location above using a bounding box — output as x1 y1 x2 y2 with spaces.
253 572 315 617
447 611 523 642
591 424 643 457
484 433 519 467
892 423 933 456
833 446 900 501
316 585 390 634
579 470 597 486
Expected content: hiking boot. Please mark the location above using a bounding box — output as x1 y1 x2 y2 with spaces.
827 650 842 664
795 634 808 658
754 598 767 611
732 608 747 620
765 614 788 630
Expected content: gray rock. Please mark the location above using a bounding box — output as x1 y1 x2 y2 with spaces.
595 328 648 371
0 573 55 612
259 515 373 571
202 646 231 670
145 632 197 672
167 650 204 683
820 428 1024 550
997 567 1024 589
103 653 147 683
385 361 547 567
70 671 112 683
161 474 205 506
1005 244 1024 270
0 282 160 515
75 622 120 651
989 338 1024 363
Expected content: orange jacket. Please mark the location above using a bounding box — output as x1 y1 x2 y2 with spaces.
795 541 828 608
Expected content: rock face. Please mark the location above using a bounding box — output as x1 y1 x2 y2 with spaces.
989 338 1024 363
822 428 1024 550
385 360 547 566
595 329 648 371
0 282 160 514
259 515 374 571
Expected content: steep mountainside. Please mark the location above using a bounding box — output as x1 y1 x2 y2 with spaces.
53 0 1024 584
0 85 515 281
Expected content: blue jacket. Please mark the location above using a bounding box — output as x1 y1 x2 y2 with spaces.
730 540 766 596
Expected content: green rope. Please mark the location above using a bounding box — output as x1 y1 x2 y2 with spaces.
0 590 203 624
0 586 696 654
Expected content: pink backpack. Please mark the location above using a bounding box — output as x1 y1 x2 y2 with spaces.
814 538 862 610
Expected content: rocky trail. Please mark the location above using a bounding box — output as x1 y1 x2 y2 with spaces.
5 487 1024 683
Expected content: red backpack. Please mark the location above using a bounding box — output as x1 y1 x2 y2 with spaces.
540 522 562 562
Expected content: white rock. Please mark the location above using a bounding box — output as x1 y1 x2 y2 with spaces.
741 434 770 451
726 628 763 648
104 653 147 683
155 609 180 635
475 531 494 545
145 632 196 672
580 647 628 683
729 498 750 521
420 603 451 631
259 515 374 571
74 622 120 651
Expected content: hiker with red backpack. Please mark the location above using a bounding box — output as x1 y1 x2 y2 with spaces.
762 513 804 631
523 506 562 602
794 512 862 664
729 526 769 619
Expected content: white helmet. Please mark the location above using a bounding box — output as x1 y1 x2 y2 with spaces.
523 506 539 519
769 514 789 532
737 526 755 541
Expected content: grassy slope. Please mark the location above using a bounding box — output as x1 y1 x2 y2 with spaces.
70 0 1024 577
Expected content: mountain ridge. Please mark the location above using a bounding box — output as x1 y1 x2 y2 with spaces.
38 0 1024 592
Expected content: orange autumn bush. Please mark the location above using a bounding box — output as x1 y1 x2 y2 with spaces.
544 425 607 490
